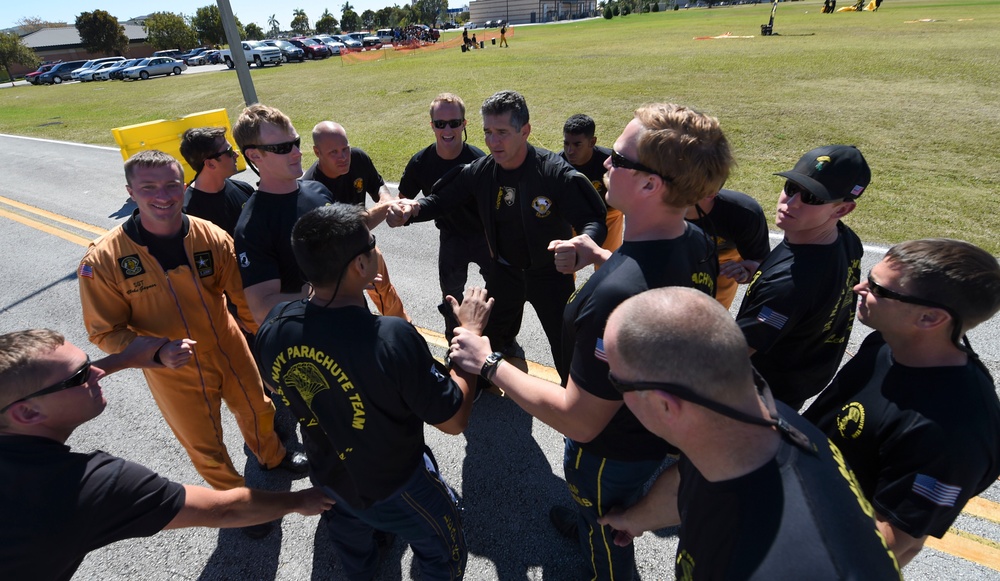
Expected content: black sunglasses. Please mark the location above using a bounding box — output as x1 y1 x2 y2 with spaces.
783 180 833 206
610 150 670 183
433 119 464 129
245 137 301 155
608 369 816 454
1 358 92 413
865 272 970 354
351 234 376 261
207 144 238 161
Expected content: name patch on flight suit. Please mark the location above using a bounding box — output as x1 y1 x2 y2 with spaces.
194 251 214 278
118 255 145 279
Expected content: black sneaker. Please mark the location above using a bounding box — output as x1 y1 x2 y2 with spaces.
549 506 578 540
242 521 274 539
262 451 309 474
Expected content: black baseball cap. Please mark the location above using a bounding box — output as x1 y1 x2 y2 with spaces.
775 145 871 202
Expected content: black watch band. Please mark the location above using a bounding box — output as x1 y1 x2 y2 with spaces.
480 351 504 383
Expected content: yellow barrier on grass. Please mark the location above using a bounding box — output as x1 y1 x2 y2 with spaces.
111 109 245 184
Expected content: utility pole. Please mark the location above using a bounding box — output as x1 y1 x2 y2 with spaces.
217 0 258 106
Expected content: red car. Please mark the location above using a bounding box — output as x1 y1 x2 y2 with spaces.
26 62 59 85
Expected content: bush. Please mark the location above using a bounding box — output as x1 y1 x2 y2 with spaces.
604 5 614 18
613 4 621 15
652 1 660 11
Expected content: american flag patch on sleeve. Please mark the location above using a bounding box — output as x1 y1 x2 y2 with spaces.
757 307 789 330
912 474 961 507
78 264 93 279
594 338 607 362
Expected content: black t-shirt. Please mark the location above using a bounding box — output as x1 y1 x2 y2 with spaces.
254 301 463 508
804 333 1000 538
301 148 385 206
675 404 902 580
565 228 718 461
736 222 863 407
686 189 770 260
493 164 530 268
183 178 253 237
0 435 186 581
398 143 486 237
233 181 333 292
561 145 612 209
124 211 191 271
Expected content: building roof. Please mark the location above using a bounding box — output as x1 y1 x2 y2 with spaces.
22 24 147 49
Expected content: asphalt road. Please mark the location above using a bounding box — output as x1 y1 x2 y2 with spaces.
0 134 997 580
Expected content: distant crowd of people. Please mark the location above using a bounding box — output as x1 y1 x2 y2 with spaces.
2 89 998 580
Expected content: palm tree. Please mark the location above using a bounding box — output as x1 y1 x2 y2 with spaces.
342 2 355 13
267 14 279 37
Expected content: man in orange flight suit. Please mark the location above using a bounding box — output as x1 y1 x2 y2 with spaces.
78 150 307 501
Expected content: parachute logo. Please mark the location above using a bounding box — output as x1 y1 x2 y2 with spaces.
284 362 331 408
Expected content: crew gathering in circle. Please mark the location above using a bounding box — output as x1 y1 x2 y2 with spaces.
2 89 998 580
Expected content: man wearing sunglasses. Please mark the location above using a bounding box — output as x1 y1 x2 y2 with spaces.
398 93 489 340
804 239 1000 567
302 121 410 322
592 288 902 579
254 204 482 580
0 329 334 580
78 151 308 532
232 104 336 325
179 126 253 237
390 90 607 371
560 113 623 255
735 144 870 409
449 103 729 580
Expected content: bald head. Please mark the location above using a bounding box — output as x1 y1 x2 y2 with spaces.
312 121 352 178
606 287 753 405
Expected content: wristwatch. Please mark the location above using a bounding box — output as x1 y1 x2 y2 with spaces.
480 351 504 383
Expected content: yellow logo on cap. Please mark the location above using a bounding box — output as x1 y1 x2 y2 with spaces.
815 155 832 172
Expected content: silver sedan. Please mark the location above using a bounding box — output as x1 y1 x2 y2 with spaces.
122 57 188 81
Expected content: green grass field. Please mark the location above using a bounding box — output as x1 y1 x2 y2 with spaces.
3 0 998 251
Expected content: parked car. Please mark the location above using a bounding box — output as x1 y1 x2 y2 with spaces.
178 47 209 64
70 56 125 81
220 41 283 68
77 61 120 82
97 58 142 81
312 35 347 56
26 62 59 85
376 29 395 44
152 49 184 59
262 39 305 62
122 57 187 80
187 50 220 66
288 37 331 59
330 34 363 51
346 32 382 50
466 22 478 29
441 22 457 30
38 60 88 84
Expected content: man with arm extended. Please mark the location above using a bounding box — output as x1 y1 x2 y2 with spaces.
254 204 483 580
231 104 334 325
397 93 490 339
390 90 607 369
449 103 729 580
302 121 410 321
735 145 870 409
561 113 623 255
596 288 901 580
0 329 333 581
804 239 1000 566
78 151 306 527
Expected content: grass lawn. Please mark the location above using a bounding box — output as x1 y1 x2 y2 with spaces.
2 0 998 252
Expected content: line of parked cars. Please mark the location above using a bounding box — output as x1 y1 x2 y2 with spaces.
30 55 188 84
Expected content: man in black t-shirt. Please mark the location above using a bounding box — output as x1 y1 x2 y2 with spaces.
684 188 770 308
179 126 253 237
561 114 622 255
449 103 732 580
389 90 607 370
232 104 334 325
0 330 333 581
804 238 1000 567
736 145 871 409
398 93 489 339
254 204 481 580
596 288 902 580
302 121 410 321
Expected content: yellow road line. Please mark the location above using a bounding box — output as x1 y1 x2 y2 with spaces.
927 529 1000 573
0 195 106 236
963 497 1000 525
0 207 93 247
